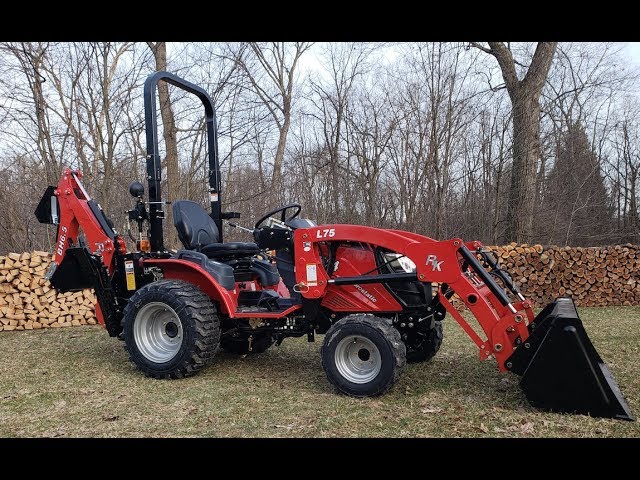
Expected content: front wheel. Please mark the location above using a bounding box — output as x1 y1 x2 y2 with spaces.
321 314 406 397
122 280 220 379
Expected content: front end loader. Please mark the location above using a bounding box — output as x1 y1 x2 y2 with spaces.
34 71 633 421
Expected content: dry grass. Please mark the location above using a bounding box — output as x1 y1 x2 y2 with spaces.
0 307 638 437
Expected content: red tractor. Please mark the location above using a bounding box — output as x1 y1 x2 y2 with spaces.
35 72 633 420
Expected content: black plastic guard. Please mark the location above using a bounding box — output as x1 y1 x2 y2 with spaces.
34 186 58 224
506 297 634 421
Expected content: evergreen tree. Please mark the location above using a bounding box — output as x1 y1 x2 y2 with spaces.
540 122 613 246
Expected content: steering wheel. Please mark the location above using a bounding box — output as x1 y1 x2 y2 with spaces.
254 203 302 228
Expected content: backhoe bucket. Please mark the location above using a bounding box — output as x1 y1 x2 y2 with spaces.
47 247 101 293
506 297 634 420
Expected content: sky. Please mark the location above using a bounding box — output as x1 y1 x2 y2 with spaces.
625 42 640 66
297 42 640 81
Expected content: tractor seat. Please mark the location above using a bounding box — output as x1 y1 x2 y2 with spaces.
201 242 259 258
173 200 260 259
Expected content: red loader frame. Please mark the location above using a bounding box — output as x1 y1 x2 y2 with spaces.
293 224 534 370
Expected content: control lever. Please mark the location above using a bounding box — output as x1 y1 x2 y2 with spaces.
227 221 254 234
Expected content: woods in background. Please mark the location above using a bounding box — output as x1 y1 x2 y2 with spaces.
0 42 638 255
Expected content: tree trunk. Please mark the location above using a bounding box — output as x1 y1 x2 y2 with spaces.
147 42 179 249
271 99 290 195
479 42 557 243
506 93 541 242
15 43 60 185
629 165 638 238
235 42 311 200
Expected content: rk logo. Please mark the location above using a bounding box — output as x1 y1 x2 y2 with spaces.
425 254 444 271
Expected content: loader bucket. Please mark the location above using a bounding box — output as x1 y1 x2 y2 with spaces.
506 297 634 420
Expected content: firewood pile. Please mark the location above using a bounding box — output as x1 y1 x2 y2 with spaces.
487 243 639 307
0 251 97 331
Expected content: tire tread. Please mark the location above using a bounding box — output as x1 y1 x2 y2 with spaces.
122 279 220 379
321 314 406 396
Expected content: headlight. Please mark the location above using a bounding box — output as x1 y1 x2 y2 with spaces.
384 253 416 273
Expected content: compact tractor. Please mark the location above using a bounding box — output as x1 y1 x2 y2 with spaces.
35 72 633 420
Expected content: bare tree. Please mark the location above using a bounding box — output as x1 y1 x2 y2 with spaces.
1 41 639 255
147 42 179 249
609 101 640 242
230 42 313 192
0 42 62 184
307 43 374 223
473 42 557 242
347 87 396 225
387 43 478 238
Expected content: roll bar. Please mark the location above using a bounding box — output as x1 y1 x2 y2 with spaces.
143 71 222 251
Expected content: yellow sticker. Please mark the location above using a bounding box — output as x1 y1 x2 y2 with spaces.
125 260 136 291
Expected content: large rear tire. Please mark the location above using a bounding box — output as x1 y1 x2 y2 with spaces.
122 280 220 379
405 321 443 363
321 314 406 397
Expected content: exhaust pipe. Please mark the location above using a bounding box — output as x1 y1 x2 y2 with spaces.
506 297 634 421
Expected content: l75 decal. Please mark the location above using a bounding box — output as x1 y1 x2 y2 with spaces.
316 228 336 239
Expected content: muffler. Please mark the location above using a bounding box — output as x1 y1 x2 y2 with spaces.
506 297 634 421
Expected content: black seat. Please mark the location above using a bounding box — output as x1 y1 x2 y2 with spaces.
200 243 260 257
173 200 260 259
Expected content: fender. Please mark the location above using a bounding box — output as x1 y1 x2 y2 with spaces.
144 258 237 316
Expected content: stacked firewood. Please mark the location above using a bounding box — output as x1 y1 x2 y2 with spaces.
0 251 97 331
488 243 639 307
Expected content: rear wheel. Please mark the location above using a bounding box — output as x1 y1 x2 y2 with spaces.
321 314 406 397
122 280 220 379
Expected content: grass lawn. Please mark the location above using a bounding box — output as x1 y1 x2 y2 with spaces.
0 306 638 437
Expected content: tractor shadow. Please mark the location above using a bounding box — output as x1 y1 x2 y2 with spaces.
81 333 328 393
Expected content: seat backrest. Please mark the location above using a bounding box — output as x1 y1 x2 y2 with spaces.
173 200 219 249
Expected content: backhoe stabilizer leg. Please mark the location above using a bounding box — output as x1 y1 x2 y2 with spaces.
505 297 634 421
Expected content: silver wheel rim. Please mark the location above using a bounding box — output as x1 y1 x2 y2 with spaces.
334 335 381 384
133 302 184 363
